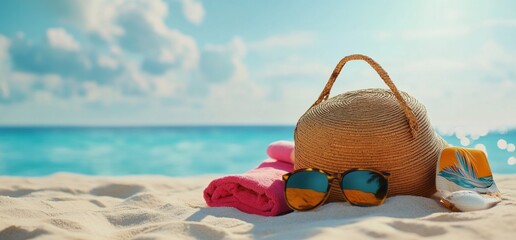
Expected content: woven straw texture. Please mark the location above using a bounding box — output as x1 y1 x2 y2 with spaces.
294 54 448 202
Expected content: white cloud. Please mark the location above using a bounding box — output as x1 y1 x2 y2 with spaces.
97 55 118 69
0 35 9 60
46 28 81 51
110 45 122 55
201 37 247 83
386 41 516 134
483 19 516 28
181 0 205 24
376 18 516 42
61 0 125 42
248 32 316 50
227 37 248 82
2 0 201 103
46 0 200 72
201 37 268 113
115 57 189 99
0 35 10 99
375 26 472 41
112 1 199 72
153 77 180 97
258 56 329 78
81 81 123 102
400 26 472 40
0 36 12 99
372 6 472 42
165 29 199 70
0 80 8 99
42 74 62 90
1 0 204 106
0 71 37 102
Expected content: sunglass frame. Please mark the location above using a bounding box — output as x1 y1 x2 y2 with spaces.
282 168 391 211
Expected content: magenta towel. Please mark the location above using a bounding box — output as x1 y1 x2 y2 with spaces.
203 158 294 216
266 140 295 164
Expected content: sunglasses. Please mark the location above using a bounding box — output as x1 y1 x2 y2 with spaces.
282 168 390 211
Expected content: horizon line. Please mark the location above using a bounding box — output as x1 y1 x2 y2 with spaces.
0 124 297 128
0 124 515 135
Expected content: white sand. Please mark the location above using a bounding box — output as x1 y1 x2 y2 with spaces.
1 173 515 240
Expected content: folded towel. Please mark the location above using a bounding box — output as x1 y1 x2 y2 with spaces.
203 141 295 216
266 140 295 164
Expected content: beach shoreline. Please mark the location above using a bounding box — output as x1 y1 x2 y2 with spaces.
1 173 515 239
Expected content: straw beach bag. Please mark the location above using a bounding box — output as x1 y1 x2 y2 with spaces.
294 54 448 201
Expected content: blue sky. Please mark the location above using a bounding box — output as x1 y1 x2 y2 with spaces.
0 0 515 134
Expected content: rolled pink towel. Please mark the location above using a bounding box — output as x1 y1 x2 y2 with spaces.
203 158 294 216
266 140 295 164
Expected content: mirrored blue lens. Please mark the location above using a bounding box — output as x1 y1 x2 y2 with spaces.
285 171 329 210
340 170 388 206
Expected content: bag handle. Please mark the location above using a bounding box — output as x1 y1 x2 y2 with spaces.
310 54 419 137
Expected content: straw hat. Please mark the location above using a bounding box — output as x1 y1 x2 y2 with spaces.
294 54 448 201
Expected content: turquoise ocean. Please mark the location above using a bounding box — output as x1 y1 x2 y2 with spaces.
0 126 515 176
